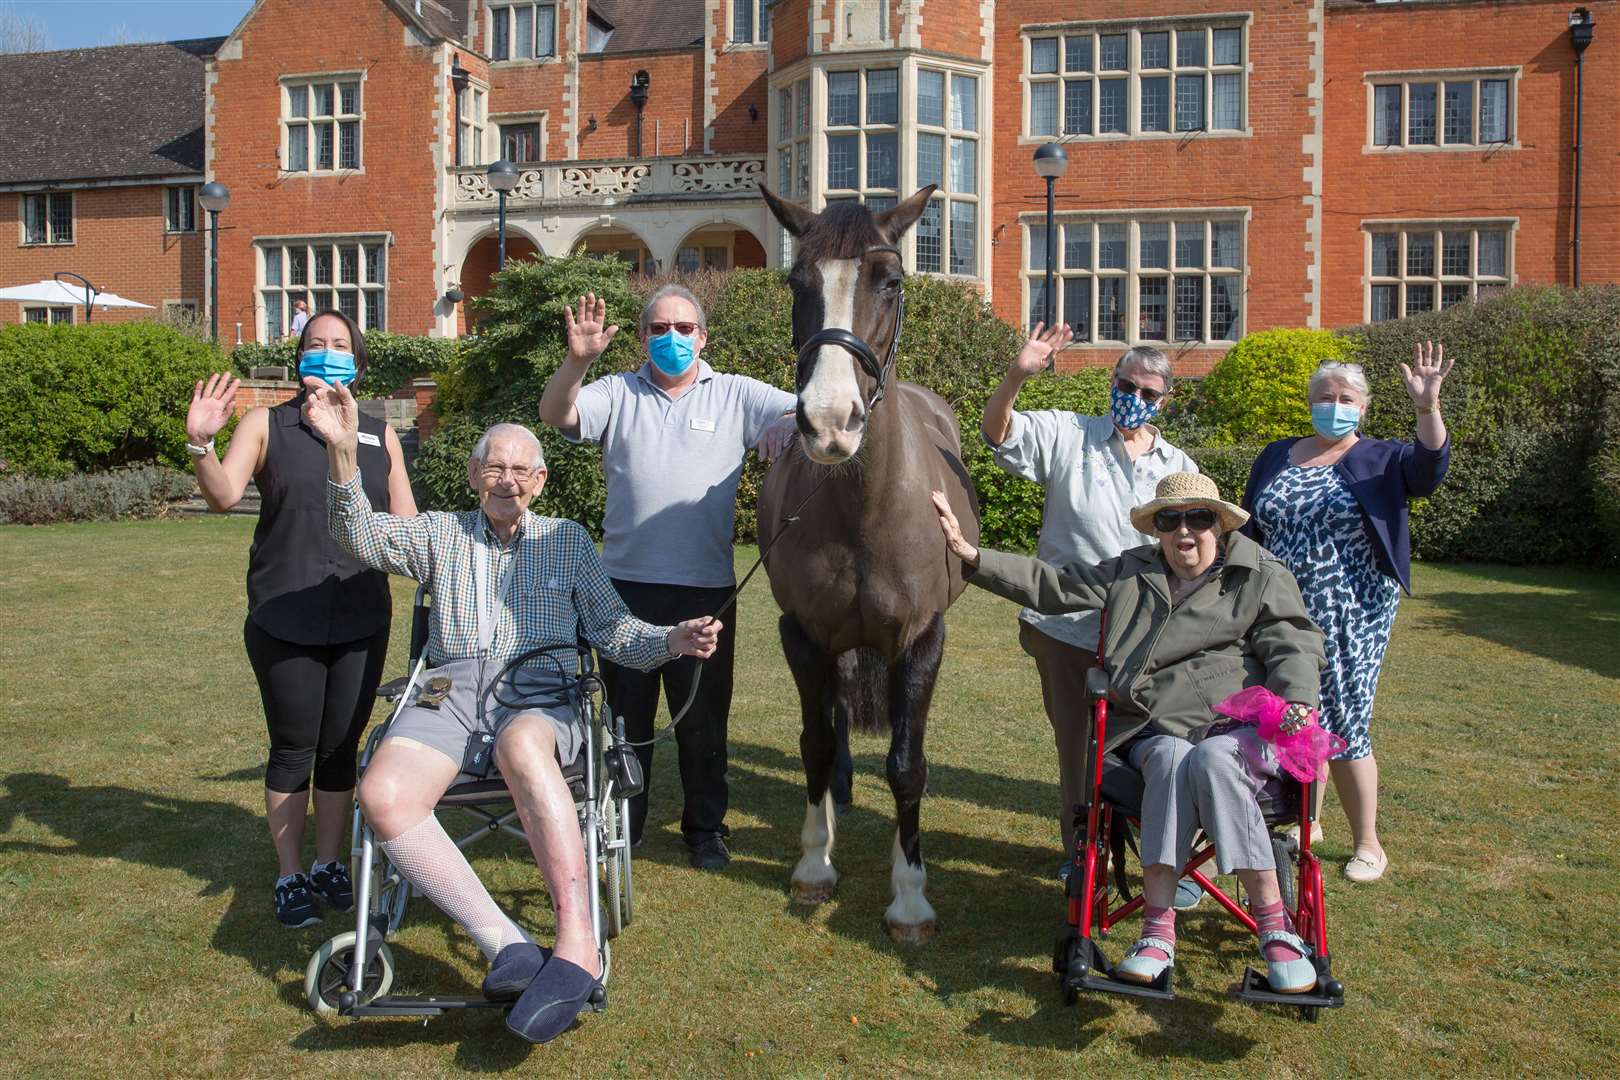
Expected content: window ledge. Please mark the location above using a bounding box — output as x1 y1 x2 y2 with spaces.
1019 130 1251 145
278 169 368 179
18 240 75 248
490 57 560 68
1362 142 1520 154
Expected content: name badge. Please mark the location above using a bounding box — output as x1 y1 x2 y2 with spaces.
357 431 382 447
690 418 717 433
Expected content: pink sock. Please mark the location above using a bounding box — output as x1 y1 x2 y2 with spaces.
1137 904 1176 962
1255 900 1305 962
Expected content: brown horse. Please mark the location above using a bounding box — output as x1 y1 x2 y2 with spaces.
757 186 980 943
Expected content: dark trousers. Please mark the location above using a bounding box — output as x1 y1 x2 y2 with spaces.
601 579 736 846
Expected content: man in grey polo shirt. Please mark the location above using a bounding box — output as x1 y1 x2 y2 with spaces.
538 285 796 870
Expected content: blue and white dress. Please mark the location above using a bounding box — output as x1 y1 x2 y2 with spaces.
1251 464 1399 760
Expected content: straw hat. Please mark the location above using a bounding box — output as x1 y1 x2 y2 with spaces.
1129 471 1250 534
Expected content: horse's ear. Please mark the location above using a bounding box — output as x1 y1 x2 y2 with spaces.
876 186 937 243
760 185 818 238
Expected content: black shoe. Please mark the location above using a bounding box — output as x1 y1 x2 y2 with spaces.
687 835 730 871
309 861 355 912
275 873 322 929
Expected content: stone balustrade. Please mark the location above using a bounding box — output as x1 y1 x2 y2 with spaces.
450 155 766 209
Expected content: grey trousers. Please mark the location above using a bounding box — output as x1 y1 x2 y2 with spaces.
1127 732 1277 876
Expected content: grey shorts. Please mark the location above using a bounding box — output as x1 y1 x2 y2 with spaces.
384 657 584 779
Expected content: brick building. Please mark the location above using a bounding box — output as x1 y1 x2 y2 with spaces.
6 1 1616 373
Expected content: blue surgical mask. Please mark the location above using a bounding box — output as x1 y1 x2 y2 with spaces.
1110 385 1161 431
299 348 358 386
647 330 697 377
1311 401 1361 439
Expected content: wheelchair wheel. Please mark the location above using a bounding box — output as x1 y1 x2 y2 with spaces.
603 797 624 940
1270 835 1297 913
617 795 634 929
305 931 395 1017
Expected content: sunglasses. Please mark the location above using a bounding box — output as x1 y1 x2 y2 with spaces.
649 321 699 336
1116 377 1165 406
1153 508 1219 533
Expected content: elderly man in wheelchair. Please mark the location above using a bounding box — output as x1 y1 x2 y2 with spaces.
306 376 719 1043
934 472 1336 1003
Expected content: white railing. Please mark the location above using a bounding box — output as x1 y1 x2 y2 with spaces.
451 155 765 208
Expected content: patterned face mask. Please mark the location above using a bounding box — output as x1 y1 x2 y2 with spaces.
1110 384 1161 430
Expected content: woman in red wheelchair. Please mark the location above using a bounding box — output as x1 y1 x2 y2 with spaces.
932 473 1328 993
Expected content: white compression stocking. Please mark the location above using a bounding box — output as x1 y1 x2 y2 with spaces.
379 815 532 961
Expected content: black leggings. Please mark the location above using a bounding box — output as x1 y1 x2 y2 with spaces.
244 618 390 794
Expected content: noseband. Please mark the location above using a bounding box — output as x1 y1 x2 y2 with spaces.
793 243 906 410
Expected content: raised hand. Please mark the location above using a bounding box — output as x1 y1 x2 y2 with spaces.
1010 321 1074 377
186 372 240 443
670 615 722 659
563 292 619 364
1400 340 1453 410
301 375 358 450
931 490 979 567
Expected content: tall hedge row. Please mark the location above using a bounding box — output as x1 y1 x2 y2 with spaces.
231 330 457 398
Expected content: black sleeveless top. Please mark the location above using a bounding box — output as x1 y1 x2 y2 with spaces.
247 396 394 646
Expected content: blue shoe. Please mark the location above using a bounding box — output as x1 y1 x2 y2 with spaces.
1260 930 1317 994
274 873 322 929
1172 877 1204 911
1057 860 1074 884
1114 936 1174 985
308 861 354 913
483 942 551 1002
505 957 602 1044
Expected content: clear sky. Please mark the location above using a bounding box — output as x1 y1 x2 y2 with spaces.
3 0 255 50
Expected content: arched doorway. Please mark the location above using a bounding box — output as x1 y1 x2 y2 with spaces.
573 225 655 275
456 231 541 334
670 223 767 273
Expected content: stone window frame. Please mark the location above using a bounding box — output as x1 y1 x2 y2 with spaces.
256 233 391 343
456 79 489 168
21 305 74 324
488 1 559 64
18 191 74 246
1362 218 1515 323
729 0 770 47
772 74 813 265
493 111 549 163
1363 67 1519 152
163 186 197 234
280 71 366 175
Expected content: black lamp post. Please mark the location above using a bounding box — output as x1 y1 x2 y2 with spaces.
487 159 519 269
630 69 650 157
198 182 230 341
1569 7 1595 288
1032 143 1068 348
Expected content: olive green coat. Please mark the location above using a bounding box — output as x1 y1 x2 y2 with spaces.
970 532 1325 751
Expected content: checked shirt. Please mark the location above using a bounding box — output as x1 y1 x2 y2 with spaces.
327 471 674 672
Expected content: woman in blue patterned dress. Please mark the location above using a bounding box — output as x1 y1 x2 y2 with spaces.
1241 342 1453 883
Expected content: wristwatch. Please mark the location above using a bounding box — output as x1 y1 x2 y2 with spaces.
186 439 215 457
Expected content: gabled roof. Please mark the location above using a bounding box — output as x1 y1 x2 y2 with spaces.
0 37 223 186
392 0 471 43
587 0 705 54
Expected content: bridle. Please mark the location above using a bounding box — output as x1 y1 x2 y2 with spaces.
792 243 906 411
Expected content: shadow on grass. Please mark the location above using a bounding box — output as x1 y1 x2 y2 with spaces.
1415 566 1620 681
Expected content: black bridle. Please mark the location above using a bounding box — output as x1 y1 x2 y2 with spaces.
792 243 906 411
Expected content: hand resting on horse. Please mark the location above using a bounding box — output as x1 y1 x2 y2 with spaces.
931 491 979 568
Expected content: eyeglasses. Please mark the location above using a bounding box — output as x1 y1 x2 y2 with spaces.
480 463 540 483
1116 377 1165 406
649 321 699 336
1153 508 1218 533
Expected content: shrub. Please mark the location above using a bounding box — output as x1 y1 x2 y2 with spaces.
231 331 456 396
1592 325 1620 563
1198 329 1350 445
0 466 195 525
1185 444 1264 507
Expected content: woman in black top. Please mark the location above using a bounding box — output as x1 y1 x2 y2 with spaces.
186 310 416 928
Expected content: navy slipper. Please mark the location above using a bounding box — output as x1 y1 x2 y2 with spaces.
482 942 551 1002
504 957 601 1044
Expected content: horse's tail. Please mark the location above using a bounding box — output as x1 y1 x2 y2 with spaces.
836 647 889 734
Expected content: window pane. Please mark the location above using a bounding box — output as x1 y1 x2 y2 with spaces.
263 292 283 338
1140 222 1169 268
493 7 509 59
49 194 72 242
826 134 858 188
1174 222 1204 267
1441 283 1470 309
1177 29 1206 68
365 290 383 330
1373 85 1401 146
949 138 976 194
951 74 978 131
316 122 334 169
1099 79 1126 133
289 248 308 285
733 0 754 40
1481 79 1509 142
1064 223 1091 269
1441 231 1471 276
536 4 556 55
1028 224 1048 271
1140 76 1169 132
1444 82 1474 144
1100 34 1127 70
1212 73 1241 129
315 247 333 286
1065 35 1093 72
1176 75 1205 131
1174 276 1205 341
1408 83 1437 145
341 82 358 114
917 69 944 126
866 69 898 124
1371 233 1399 277
1029 276 1050 328
338 289 359 320
51 307 70 324
916 200 942 272
1141 32 1169 69
1030 82 1058 137
777 147 792 191
917 132 944 188
340 121 359 169
264 246 283 286
1212 221 1241 267
340 245 360 284
676 246 700 273
288 84 308 118
1032 37 1059 74
1064 80 1092 135
315 84 334 117
1098 277 1126 339
1098 223 1127 269
796 78 810 133
1211 276 1241 338
1213 28 1242 66
796 143 808 197
1370 284 1398 322
23 195 44 243
288 125 308 170
1406 232 1435 277
777 87 793 139
866 132 898 188
949 201 977 275
1406 283 1435 315
516 5 533 58
863 196 896 214
365 244 384 283
1064 276 1092 340
1478 230 1507 276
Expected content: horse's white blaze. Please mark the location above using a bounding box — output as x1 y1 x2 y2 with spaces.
791 788 839 889
798 257 865 462
884 831 935 929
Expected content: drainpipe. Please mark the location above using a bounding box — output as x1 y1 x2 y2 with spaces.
1569 8 1596 287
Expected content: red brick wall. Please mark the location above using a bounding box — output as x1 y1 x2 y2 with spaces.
231 378 298 416
711 7 771 155
770 0 811 67
576 51 703 158
455 233 540 334
0 184 204 325
485 1 578 157
919 0 985 59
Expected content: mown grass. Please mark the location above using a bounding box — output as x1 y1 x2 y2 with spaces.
0 517 1616 1077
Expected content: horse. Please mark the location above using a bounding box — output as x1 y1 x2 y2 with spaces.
756 185 980 944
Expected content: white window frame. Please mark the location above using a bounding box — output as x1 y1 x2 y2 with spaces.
1023 212 1247 347
772 75 812 264
1023 20 1249 142
1363 219 1515 322
281 72 365 175
162 186 197 233
730 0 770 45
494 111 547 163
163 299 200 318
457 82 488 167
914 67 980 279
256 234 389 342
22 305 74 324
19 192 74 246
822 65 902 213
1365 68 1518 151
488 2 558 63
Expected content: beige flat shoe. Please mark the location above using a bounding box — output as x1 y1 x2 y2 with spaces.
1282 821 1324 847
1342 850 1388 883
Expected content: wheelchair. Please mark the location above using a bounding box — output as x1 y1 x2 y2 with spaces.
304 585 643 1019
1052 662 1347 1021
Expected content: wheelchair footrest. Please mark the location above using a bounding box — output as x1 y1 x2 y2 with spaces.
342 994 510 1017
1235 967 1345 1010
1064 937 1176 1002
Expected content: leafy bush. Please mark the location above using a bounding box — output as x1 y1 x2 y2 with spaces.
1185 444 1263 507
231 331 456 397
0 323 222 477
0 466 195 525
1593 326 1620 563
1198 328 1350 445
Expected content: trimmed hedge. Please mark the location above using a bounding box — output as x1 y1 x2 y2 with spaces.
231 330 457 397
0 466 195 525
1198 328 1350 446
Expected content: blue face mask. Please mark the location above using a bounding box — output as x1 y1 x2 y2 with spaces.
1110 385 1161 431
647 330 697 377
1311 401 1361 439
299 348 358 386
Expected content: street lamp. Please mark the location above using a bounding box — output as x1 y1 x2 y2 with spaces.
198 182 230 341
1032 143 1068 354
629 69 651 157
487 158 520 270
1569 7 1596 287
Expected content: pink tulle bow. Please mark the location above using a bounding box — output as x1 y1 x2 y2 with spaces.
1213 686 1347 784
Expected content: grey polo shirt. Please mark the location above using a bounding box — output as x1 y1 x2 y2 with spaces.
989 410 1197 649
567 360 796 588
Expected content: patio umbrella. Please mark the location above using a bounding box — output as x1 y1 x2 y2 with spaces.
0 279 154 322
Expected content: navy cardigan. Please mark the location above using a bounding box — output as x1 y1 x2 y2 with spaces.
1240 435 1450 595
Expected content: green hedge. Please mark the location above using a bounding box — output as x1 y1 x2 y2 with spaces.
231 331 457 397
1198 328 1350 446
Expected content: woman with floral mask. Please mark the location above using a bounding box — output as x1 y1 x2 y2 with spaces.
185 309 416 929
1240 342 1453 883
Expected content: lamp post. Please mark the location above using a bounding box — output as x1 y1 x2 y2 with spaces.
1569 7 1595 288
487 159 519 270
198 182 230 341
1032 143 1068 351
630 69 651 157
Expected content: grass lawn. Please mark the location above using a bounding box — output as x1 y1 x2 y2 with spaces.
0 517 1616 1077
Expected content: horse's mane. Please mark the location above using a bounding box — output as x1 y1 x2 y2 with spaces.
792 201 887 266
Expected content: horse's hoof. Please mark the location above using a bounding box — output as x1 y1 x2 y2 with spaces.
886 919 936 945
791 878 837 904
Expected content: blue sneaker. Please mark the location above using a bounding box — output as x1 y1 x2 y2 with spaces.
275 873 322 929
1172 877 1204 911
309 860 355 912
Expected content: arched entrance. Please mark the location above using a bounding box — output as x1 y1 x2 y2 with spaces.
456 231 541 334
670 223 767 273
573 225 655 275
